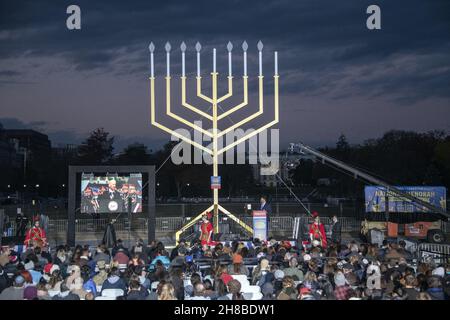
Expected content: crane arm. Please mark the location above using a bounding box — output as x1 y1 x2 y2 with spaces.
289 142 449 219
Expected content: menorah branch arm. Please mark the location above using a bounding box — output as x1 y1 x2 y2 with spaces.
165 77 213 138
218 205 253 234
217 76 233 103
196 77 214 103
217 76 248 120
150 77 213 155
217 75 279 155
217 76 262 138
181 77 213 121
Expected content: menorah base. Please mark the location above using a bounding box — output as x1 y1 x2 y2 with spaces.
175 204 254 244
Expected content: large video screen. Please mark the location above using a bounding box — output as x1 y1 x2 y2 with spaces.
81 173 143 214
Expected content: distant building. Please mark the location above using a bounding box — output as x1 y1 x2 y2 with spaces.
4 129 51 160
52 143 79 158
0 127 22 188
3 129 52 181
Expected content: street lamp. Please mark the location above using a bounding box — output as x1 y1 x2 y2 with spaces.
23 184 27 188
35 184 40 188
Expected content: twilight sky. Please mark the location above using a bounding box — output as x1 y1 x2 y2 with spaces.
0 0 449 152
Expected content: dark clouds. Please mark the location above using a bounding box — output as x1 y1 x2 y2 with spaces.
0 0 449 148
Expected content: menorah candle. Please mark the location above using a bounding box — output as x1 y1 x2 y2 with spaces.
242 41 248 77
196 42 201 77
182 52 185 77
165 42 171 77
213 48 216 73
151 53 154 78
149 42 155 78
197 52 200 77
258 41 263 77
244 52 248 76
227 41 233 77
274 51 278 76
259 51 262 76
181 42 186 77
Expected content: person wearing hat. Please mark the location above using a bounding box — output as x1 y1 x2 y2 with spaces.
199 213 214 246
298 286 315 300
309 212 327 249
228 253 249 276
0 275 25 300
23 285 38 300
24 216 47 248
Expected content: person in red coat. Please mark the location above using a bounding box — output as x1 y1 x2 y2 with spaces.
24 216 47 248
199 213 214 246
309 212 327 249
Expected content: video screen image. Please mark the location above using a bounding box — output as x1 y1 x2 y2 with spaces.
81 173 143 214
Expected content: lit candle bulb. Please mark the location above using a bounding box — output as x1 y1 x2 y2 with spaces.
227 41 233 77
180 42 186 77
149 42 155 78
165 42 171 77
257 40 263 77
242 41 248 76
196 42 201 77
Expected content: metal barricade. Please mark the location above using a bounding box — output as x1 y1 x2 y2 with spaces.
156 217 184 231
417 243 450 264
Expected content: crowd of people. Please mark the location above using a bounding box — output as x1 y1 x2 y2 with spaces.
0 234 449 300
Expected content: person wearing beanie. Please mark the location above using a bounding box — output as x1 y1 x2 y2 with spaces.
0 275 25 300
298 286 315 300
23 285 38 300
228 253 249 276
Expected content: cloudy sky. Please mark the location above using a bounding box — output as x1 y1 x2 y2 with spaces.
0 0 449 151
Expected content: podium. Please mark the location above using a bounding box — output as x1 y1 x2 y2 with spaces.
252 210 267 241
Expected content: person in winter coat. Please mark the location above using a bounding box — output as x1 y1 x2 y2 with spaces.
101 267 127 294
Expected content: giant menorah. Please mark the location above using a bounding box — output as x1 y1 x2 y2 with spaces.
148 41 279 243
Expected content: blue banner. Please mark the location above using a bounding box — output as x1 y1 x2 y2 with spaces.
210 176 221 189
364 186 447 213
252 210 267 241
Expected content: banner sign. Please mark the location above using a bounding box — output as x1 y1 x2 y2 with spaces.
364 186 447 213
210 176 221 189
252 210 267 241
